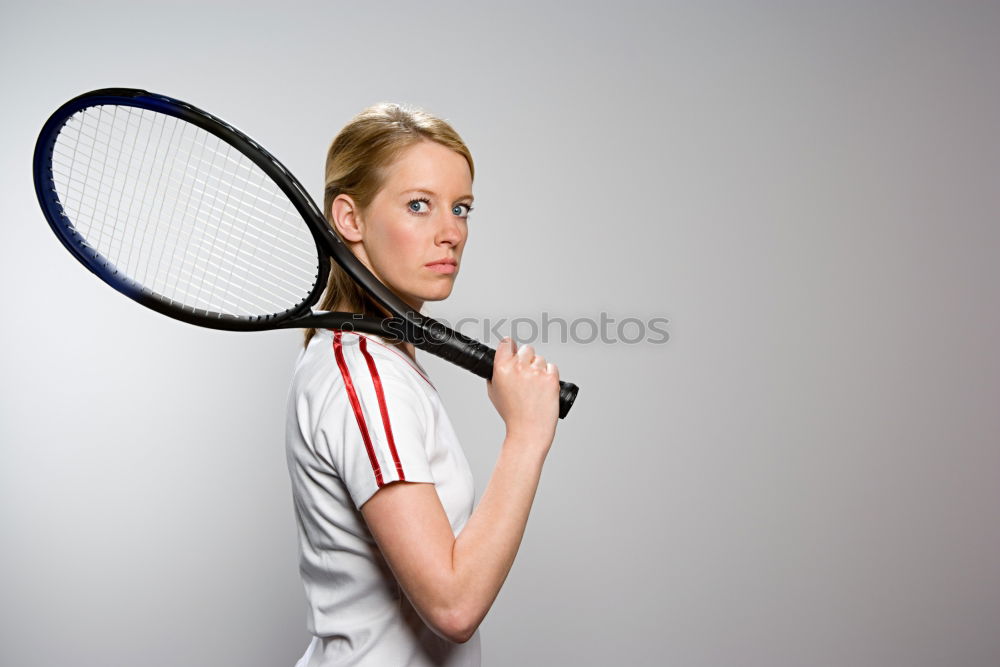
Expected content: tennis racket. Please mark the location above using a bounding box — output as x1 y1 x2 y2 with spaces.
33 88 579 418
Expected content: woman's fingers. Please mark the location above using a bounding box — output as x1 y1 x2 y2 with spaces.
515 342 536 366
498 338 553 374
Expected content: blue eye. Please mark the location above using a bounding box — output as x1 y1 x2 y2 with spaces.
408 198 430 213
453 203 474 218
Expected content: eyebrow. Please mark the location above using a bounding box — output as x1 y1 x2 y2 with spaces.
401 188 475 203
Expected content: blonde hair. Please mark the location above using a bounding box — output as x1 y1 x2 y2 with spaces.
303 102 475 348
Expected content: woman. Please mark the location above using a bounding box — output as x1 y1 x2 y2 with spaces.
286 102 561 666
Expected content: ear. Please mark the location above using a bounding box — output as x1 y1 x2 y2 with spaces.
330 193 365 243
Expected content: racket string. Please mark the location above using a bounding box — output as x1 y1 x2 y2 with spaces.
60 116 317 265
54 108 316 313
53 125 317 266
51 105 321 318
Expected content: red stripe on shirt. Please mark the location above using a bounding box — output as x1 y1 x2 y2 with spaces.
359 336 407 481
332 330 384 487
328 329 435 390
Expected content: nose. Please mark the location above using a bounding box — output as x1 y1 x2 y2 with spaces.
436 211 465 247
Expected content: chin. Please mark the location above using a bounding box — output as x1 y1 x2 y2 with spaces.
422 291 453 303
420 285 455 302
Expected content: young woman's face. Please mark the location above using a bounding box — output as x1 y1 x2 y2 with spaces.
353 140 473 313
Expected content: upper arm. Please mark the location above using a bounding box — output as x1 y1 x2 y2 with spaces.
322 340 436 509
361 481 470 642
318 338 472 641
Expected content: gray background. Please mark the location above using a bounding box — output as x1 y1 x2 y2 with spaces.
2 1 998 665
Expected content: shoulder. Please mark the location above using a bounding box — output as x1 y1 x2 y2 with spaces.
328 329 434 389
292 329 437 408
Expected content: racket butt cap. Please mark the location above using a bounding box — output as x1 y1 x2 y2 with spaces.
558 381 579 419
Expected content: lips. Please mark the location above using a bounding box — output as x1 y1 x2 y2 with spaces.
425 258 458 274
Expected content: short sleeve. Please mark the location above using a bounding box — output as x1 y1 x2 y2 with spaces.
321 353 437 511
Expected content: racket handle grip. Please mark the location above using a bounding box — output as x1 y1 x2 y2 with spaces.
416 318 579 419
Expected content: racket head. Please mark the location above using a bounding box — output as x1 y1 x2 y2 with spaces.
33 87 331 331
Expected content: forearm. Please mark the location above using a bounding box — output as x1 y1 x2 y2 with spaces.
448 433 546 636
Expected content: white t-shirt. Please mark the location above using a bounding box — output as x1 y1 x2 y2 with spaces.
285 328 481 667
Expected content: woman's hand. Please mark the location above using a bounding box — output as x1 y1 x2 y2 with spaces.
486 337 560 457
